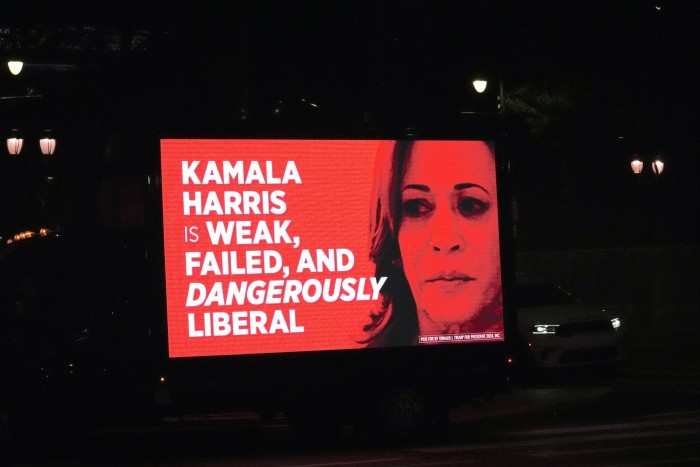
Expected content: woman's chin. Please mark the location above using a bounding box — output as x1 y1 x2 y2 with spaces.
421 305 481 331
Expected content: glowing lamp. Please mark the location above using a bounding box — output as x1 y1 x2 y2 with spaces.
630 159 643 174
7 135 23 155
652 159 664 175
473 79 488 93
8 60 23 75
40 137 56 155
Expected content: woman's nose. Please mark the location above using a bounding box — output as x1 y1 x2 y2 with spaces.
429 211 464 253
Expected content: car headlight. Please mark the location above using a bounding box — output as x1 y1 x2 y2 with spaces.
532 324 559 335
611 317 621 330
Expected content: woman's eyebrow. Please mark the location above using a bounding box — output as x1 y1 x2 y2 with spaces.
403 184 430 192
455 183 489 194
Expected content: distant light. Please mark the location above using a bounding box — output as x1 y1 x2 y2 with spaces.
473 79 488 93
655 5 662 11
8 60 23 75
631 159 643 174
652 159 664 175
532 324 559 335
14 230 36 241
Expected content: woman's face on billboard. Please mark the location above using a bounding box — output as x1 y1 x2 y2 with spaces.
398 141 502 334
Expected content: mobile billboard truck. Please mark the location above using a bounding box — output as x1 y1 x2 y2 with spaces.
158 138 515 437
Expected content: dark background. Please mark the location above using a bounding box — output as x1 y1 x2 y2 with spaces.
1 0 699 250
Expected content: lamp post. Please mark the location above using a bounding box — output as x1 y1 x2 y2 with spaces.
466 75 505 114
629 154 666 247
1 128 62 239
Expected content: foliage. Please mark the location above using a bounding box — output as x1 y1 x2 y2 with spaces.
504 83 582 140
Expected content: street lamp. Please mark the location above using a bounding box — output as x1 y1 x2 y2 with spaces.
5 130 57 156
472 79 488 93
7 60 23 76
6 130 23 155
39 131 57 155
465 76 505 115
629 154 666 247
631 158 643 174
631 156 664 175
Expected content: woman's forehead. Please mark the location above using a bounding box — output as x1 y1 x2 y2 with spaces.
404 141 496 185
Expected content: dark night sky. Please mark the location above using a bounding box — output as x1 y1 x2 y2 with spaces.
2 0 699 248
4 1 698 128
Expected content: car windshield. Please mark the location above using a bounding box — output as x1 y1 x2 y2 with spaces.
516 282 580 308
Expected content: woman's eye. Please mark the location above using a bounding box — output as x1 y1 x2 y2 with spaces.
458 197 489 217
402 199 433 218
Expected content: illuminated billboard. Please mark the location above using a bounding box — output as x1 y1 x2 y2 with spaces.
161 139 504 358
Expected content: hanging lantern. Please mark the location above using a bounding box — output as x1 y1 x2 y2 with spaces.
7 130 23 155
39 136 57 155
652 159 664 175
630 159 643 174
630 154 666 176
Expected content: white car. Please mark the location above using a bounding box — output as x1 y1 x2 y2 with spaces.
516 280 623 368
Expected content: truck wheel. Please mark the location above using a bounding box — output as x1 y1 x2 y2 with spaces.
380 387 425 440
285 395 346 444
0 404 10 448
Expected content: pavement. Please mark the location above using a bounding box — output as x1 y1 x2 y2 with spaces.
449 328 700 424
161 330 699 429
450 386 613 423
87 329 700 437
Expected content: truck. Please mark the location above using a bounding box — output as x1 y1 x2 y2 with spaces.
1 123 517 448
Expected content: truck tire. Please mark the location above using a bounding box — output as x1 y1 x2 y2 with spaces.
0 401 11 452
379 386 426 441
285 393 347 444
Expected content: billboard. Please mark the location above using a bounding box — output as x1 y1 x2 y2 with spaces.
161 139 504 358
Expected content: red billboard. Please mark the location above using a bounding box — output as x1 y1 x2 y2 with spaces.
161 139 504 358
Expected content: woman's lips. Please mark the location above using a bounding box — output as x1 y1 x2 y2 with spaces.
426 271 476 283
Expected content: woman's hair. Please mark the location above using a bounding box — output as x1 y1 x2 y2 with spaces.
361 140 418 347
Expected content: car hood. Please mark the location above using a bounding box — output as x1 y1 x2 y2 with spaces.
517 304 609 328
